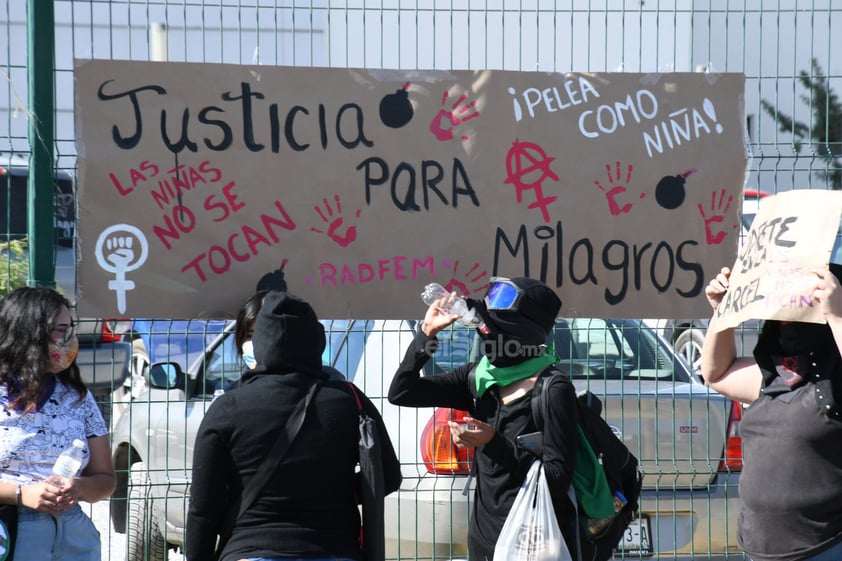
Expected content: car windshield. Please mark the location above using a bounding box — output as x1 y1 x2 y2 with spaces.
323 319 372 380
424 322 475 376
136 319 228 367
466 318 690 383
192 318 371 390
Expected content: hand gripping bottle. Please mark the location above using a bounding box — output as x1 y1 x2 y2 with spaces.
421 283 481 328
52 439 85 484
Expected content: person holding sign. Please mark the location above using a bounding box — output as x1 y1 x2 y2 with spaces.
388 277 589 561
701 264 842 561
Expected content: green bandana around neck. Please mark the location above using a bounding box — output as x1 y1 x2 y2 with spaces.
474 345 558 397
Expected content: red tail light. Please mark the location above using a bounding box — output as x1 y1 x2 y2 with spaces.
420 408 473 475
101 319 133 342
718 400 743 472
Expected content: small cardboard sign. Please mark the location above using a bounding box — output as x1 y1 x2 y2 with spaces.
74 60 748 319
709 190 842 332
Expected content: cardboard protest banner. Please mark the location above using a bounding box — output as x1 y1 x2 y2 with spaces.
709 190 842 332
74 60 748 319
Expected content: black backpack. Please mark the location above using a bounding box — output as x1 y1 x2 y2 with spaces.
531 368 643 561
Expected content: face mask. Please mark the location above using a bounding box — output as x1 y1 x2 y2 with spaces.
48 336 79 373
241 340 257 370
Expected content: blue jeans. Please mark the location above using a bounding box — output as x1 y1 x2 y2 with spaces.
801 538 842 561
14 505 101 561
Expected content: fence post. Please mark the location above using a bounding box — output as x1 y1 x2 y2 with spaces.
26 0 56 289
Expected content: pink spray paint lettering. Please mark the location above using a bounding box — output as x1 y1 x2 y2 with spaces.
315 255 437 287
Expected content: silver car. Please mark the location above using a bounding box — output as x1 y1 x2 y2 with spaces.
110 317 742 560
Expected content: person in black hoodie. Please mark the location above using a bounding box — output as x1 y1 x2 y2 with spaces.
186 291 402 561
389 277 582 561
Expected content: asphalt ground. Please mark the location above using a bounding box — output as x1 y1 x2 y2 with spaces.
87 499 185 561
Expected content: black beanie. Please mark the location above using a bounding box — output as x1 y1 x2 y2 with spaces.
251 291 326 374
505 277 562 335
473 277 562 351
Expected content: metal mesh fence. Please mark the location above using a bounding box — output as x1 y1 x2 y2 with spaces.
2 1 841 559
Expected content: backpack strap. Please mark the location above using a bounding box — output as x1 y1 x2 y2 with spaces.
530 365 570 432
531 368 582 561
238 380 319 519
346 381 364 412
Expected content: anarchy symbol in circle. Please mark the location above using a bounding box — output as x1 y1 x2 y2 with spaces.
504 139 559 223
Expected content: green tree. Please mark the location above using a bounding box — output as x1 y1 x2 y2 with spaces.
0 239 30 294
760 58 842 190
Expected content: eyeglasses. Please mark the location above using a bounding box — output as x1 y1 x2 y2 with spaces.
51 323 77 345
484 277 525 311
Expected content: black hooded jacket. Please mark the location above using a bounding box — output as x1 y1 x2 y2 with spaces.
186 292 402 561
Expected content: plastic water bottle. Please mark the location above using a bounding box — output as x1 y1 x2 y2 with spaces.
421 283 481 327
211 388 225 403
52 439 85 481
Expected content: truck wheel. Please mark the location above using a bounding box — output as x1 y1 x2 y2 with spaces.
127 462 166 561
675 328 705 374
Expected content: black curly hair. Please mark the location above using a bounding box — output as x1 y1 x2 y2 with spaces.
0 287 86 412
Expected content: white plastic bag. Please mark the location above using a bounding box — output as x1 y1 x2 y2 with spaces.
493 460 573 561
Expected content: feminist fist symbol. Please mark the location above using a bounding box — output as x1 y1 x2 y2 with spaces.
697 189 735 245
311 194 362 248
429 91 480 142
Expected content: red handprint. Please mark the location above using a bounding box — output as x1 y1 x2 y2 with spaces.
430 91 480 142
594 162 643 216
311 195 361 248
697 189 735 245
441 260 489 297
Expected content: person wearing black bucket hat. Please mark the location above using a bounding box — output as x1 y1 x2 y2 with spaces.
389 276 586 561
701 264 842 561
186 291 402 561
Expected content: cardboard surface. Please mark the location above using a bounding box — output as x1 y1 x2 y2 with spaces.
74 60 748 319
709 190 842 332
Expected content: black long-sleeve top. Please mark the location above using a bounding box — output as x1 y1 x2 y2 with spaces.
388 331 579 561
186 372 402 561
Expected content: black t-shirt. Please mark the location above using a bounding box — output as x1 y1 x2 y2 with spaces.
739 352 842 561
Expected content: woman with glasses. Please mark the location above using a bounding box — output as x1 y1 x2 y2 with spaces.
0 287 115 560
388 277 587 561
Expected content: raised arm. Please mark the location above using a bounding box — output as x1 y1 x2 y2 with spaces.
388 295 475 411
699 266 763 404
810 266 842 356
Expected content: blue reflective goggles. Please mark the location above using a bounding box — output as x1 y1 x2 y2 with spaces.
484 277 524 311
